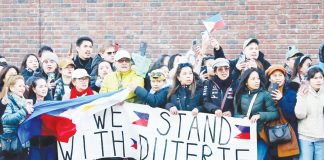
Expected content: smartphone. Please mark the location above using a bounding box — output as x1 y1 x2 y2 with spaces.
139 42 147 56
271 83 279 92
47 73 55 83
200 66 207 74
237 54 246 64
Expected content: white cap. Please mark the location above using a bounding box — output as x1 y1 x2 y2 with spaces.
114 49 131 61
72 69 90 79
41 51 59 64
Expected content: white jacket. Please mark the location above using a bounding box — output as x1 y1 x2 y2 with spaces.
295 85 324 139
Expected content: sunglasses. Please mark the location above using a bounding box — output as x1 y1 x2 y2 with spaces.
117 58 131 63
106 51 116 55
178 63 192 68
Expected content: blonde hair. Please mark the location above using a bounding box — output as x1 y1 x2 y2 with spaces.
99 42 114 54
0 75 24 99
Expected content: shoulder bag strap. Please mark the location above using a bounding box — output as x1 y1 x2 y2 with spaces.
220 87 231 110
246 93 258 118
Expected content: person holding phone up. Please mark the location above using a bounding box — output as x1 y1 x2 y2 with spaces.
26 51 59 100
265 65 300 159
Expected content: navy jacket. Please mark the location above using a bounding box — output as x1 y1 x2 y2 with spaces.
165 84 203 112
278 82 299 134
135 86 169 108
203 76 235 114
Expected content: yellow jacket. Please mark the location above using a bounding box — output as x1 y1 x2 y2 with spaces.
99 69 144 102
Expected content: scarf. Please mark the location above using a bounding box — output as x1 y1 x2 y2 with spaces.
70 87 94 99
9 92 26 109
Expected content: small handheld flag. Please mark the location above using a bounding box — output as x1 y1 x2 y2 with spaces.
202 13 225 33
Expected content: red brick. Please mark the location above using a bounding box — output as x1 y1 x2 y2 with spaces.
0 1 323 65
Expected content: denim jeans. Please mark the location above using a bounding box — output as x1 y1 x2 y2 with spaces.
257 139 268 160
299 139 324 160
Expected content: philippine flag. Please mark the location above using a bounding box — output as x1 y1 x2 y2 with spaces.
132 111 149 127
202 13 225 33
130 138 138 150
18 89 129 144
234 125 250 140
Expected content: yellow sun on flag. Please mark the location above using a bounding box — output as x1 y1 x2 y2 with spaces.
82 103 97 111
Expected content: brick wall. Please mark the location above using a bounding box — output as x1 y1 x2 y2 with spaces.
0 0 323 66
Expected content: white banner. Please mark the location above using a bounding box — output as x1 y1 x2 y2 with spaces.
58 103 257 160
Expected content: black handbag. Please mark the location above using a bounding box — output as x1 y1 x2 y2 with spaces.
266 122 292 145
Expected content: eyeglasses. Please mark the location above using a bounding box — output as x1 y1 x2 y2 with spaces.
216 67 229 72
106 51 116 55
117 58 131 63
178 63 192 68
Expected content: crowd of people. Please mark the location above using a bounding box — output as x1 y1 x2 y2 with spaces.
0 35 323 160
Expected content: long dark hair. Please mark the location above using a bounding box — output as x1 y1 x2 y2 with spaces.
291 56 311 80
167 54 181 70
234 68 265 112
0 65 20 89
20 54 40 71
167 63 196 100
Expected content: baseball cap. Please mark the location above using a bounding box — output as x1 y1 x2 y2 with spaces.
212 58 230 68
59 58 75 69
243 38 259 50
72 69 90 79
149 69 166 81
286 45 303 59
114 49 131 61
